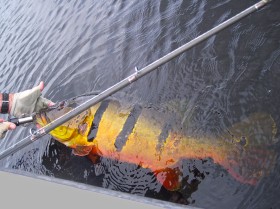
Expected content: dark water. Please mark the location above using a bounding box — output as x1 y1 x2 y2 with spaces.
0 0 280 208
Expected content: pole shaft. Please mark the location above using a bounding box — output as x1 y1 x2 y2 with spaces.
0 136 33 160
44 1 262 132
0 0 272 160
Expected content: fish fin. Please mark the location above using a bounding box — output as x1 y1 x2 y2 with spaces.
228 113 278 146
154 167 182 191
87 146 102 163
222 113 278 184
72 145 93 156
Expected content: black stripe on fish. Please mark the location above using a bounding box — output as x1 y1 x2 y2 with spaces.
87 100 110 142
156 123 172 152
114 104 142 151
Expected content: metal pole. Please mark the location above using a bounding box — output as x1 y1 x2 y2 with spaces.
0 0 273 160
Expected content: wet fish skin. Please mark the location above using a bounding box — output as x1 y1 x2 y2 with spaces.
36 97 278 190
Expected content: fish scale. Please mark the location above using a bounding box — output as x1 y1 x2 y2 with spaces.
36 97 278 190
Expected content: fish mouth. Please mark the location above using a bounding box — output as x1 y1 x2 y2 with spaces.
35 100 95 146
35 101 68 127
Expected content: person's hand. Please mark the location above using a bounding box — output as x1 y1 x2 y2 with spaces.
10 81 55 118
0 119 16 139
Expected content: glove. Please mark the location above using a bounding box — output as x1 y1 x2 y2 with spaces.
10 82 53 118
0 121 16 139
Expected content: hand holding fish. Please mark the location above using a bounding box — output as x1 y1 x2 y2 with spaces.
10 81 54 118
0 81 54 139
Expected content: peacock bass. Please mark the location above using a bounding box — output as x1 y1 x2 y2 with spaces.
36 96 278 191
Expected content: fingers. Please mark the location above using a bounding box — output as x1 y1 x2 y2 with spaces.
11 81 53 117
0 121 16 139
39 81 44 92
48 101 56 106
7 122 16 130
0 119 16 130
38 81 54 107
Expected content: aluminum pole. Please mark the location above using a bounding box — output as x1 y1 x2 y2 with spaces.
0 0 273 160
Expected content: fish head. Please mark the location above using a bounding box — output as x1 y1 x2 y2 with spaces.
36 99 95 155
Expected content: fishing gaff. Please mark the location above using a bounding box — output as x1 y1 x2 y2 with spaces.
0 0 273 160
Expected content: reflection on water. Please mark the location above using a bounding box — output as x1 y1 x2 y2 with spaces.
0 0 279 208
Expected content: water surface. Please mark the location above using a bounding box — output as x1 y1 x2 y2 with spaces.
0 0 279 208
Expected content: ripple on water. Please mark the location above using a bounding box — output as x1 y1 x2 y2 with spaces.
0 0 280 208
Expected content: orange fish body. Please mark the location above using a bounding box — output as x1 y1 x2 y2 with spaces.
36 97 278 190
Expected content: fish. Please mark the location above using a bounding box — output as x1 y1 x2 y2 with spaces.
36 96 278 191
